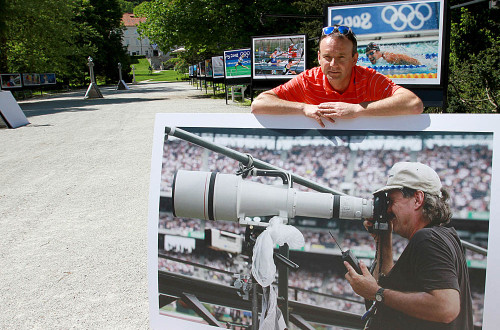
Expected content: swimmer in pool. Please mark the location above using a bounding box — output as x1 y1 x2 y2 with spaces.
366 42 421 66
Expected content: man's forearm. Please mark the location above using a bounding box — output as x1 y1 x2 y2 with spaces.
250 91 305 115
382 288 460 323
251 91 329 127
358 88 423 117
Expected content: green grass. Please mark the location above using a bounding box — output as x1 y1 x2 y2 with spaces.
132 57 187 82
225 65 251 77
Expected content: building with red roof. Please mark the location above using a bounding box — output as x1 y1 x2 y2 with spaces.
122 13 162 57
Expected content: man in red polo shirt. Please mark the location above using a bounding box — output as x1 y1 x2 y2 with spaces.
251 25 423 127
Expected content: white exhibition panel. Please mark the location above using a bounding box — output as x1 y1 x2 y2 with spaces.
0 91 29 128
148 113 500 330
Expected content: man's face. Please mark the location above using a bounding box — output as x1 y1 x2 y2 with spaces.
317 36 358 91
366 49 382 64
386 189 416 239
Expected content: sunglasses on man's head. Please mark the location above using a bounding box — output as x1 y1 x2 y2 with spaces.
322 25 352 36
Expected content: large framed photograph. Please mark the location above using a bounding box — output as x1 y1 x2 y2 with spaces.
325 0 446 86
40 73 56 85
204 59 213 78
211 56 224 79
224 49 251 79
22 73 40 86
199 61 206 78
252 35 306 80
148 113 499 329
0 73 23 89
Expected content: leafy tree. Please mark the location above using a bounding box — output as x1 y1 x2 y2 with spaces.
75 0 131 84
446 2 499 113
118 0 144 13
0 0 7 71
1 0 132 86
134 0 301 63
0 0 80 75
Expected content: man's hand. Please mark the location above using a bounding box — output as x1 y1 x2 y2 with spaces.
318 102 363 120
303 104 335 127
251 91 335 128
344 260 379 300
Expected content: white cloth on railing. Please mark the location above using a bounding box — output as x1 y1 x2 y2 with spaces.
252 216 305 287
259 285 286 330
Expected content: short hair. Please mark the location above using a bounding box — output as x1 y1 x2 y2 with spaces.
320 31 358 57
365 42 380 53
401 187 452 226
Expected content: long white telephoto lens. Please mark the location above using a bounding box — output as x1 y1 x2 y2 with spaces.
172 170 373 221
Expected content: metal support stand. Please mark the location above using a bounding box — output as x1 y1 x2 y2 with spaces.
181 292 224 327
159 294 177 308
290 314 316 330
252 282 259 330
116 62 130 90
225 83 228 104
278 244 290 326
132 65 137 84
84 56 103 99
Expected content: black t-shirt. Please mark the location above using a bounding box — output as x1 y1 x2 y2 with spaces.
369 226 473 330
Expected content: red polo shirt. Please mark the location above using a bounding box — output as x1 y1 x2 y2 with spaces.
272 66 401 104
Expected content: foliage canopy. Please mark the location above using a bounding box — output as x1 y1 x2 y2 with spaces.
1 0 131 86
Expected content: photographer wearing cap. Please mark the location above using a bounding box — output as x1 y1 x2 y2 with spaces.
251 25 423 127
344 162 473 329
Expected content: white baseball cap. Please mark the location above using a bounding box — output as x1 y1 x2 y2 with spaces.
373 162 442 197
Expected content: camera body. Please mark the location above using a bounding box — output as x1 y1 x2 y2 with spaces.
370 192 390 232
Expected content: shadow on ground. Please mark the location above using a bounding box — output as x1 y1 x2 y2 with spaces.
20 96 167 117
17 82 194 117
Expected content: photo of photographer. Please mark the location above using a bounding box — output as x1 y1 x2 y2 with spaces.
151 124 489 329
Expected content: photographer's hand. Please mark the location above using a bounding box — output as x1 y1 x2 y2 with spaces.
344 260 379 300
364 219 394 279
363 220 393 241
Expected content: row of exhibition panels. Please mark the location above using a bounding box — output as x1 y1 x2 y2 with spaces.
188 34 307 87
0 73 57 90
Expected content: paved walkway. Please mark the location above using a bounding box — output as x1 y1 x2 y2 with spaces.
0 82 250 329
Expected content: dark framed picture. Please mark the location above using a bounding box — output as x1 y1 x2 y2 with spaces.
40 73 56 85
0 73 23 89
325 0 446 86
252 35 307 80
224 49 251 79
205 59 213 78
22 73 41 86
211 56 224 79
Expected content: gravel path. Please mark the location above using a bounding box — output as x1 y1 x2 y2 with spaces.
0 81 250 329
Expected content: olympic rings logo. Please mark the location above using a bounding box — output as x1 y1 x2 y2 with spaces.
381 3 433 31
